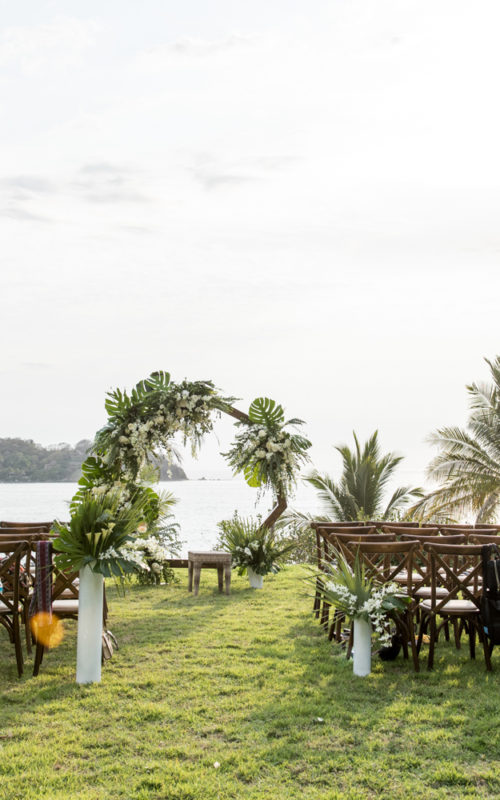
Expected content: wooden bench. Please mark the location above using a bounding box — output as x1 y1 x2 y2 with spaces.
187 551 231 596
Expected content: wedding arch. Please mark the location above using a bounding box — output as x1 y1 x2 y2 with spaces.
75 371 311 531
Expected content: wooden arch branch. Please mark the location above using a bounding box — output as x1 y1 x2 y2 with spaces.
223 404 287 531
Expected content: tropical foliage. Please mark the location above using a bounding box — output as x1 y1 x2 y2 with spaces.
223 398 311 496
74 374 310 539
217 513 295 576
281 431 423 538
53 491 149 577
314 550 410 646
410 356 500 523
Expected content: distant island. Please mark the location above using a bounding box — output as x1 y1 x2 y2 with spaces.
0 438 188 483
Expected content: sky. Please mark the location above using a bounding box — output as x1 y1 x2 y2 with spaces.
1 1 499 485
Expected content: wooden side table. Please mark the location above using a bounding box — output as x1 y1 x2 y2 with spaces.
187 551 232 596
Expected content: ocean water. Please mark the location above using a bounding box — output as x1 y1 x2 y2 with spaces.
0 480 321 557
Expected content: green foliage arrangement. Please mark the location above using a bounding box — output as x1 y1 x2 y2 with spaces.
314 550 410 646
53 491 149 577
73 372 311 539
217 513 295 576
223 398 311 496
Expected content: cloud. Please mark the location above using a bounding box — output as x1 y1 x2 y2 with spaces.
137 33 255 69
0 206 50 222
190 153 299 191
0 175 55 193
73 163 149 203
79 162 130 176
0 16 101 73
82 191 149 204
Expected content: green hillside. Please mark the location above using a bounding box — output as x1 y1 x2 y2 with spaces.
0 438 187 482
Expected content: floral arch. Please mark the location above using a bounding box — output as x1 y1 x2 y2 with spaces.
75 371 311 532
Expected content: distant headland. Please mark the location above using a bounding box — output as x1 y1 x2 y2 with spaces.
0 438 188 483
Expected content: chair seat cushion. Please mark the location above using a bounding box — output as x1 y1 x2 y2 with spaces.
420 598 478 614
0 598 22 612
415 587 448 598
52 599 79 615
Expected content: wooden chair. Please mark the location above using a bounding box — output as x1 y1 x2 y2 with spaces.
0 541 29 677
0 532 49 653
416 543 492 670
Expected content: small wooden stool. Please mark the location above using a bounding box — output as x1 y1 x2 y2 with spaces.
188 551 232 596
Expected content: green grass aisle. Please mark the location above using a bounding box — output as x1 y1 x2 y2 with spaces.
1 567 499 799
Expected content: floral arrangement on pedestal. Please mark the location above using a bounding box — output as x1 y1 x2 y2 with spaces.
316 551 410 676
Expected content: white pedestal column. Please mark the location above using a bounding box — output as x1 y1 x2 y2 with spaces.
353 617 372 677
247 568 264 589
76 565 104 684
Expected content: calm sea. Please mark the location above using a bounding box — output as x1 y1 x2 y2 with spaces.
0 480 321 557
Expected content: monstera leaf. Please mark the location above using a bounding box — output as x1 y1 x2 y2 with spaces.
132 371 171 402
248 397 285 427
104 387 132 418
244 462 263 488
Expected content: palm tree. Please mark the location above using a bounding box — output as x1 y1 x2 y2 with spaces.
411 356 500 523
281 431 423 539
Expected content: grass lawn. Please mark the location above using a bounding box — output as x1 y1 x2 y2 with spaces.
1 566 500 800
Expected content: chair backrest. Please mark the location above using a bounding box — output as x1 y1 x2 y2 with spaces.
0 521 53 532
381 525 440 536
469 533 500 545
399 532 466 544
320 525 377 535
310 521 366 529
423 542 484 611
328 532 396 563
349 540 418 596
439 527 494 539
0 530 49 540
0 541 29 609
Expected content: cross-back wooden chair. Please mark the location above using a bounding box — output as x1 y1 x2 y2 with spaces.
416 543 492 670
0 541 29 677
344 539 420 670
0 532 50 654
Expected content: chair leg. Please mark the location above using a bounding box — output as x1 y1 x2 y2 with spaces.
320 600 330 630
33 642 45 677
313 576 322 617
24 604 32 655
476 621 493 672
468 617 476 660
13 613 24 677
346 627 353 660
427 616 437 670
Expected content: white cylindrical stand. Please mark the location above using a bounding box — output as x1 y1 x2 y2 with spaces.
247 568 264 589
352 617 372 677
76 565 104 684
